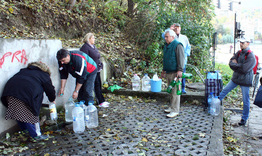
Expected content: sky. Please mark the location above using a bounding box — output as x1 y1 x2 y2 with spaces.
241 0 262 9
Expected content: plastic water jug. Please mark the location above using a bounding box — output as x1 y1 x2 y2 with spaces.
207 92 214 114
79 100 87 111
142 73 151 91
132 74 141 91
49 103 58 121
86 100 99 128
210 96 220 116
64 97 75 122
72 104 85 133
79 100 87 122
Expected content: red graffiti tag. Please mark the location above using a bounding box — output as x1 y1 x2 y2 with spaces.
0 49 28 68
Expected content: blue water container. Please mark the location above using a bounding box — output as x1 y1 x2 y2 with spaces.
150 79 162 92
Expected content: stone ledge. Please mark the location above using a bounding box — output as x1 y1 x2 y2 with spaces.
102 89 205 103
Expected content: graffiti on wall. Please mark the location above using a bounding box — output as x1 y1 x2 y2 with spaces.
0 49 28 68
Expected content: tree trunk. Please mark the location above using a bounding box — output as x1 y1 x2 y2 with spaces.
68 0 76 10
128 0 134 18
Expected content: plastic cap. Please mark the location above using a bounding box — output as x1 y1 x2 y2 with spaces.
80 100 85 105
75 104 80 107
88 100 94 105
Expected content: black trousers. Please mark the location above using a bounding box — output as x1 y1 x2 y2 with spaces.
94 72 105 104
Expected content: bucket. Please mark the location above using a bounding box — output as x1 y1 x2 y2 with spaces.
150 79 162 92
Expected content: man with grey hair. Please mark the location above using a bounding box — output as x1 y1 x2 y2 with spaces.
161 29 185 118
162 23 191 94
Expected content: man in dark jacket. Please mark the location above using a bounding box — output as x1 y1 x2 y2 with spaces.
219 37 256 126
161 29 185 118
56 49 97 104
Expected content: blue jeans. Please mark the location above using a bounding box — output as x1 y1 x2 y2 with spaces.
78 68 97 104
219 80 250 121
182 66 186 91
17 121 39 137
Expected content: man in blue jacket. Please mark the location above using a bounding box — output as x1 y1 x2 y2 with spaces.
173 23 191 94
219 37 256 126
161 30 185 118
56 49 97 104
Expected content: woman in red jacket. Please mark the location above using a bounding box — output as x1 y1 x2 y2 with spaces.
80 33 110 107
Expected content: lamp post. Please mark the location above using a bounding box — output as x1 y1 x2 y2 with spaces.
231 1 242 54
234 13 236 54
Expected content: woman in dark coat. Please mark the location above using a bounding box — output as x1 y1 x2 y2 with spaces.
1 62 56 140
80 33 110 107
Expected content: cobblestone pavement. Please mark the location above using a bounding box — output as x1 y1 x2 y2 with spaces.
16 101 222 156
226 104 262 155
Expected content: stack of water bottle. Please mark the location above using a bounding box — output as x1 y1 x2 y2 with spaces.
132 73 151 91
207 92 221 116
64 97 99 133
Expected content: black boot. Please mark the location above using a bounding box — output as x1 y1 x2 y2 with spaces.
238 119 246 126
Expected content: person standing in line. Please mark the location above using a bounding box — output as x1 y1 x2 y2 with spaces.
173 23 191 94
161 23 176 40
80 33 110 107
161 29 185 118
56 49 97 104
1 62 56 141
219 37 256 126
230 45 233 53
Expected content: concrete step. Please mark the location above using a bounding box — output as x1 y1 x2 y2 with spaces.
102 88 205 103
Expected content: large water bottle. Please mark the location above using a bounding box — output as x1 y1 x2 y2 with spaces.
86 100 99 128
210 96 221 116
64 97 75 122
132 74 141 91
72 104 85 133
79 100 87 122
49 102 58 121
207 92 214 114
142 73 151 91
79 101 87 111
